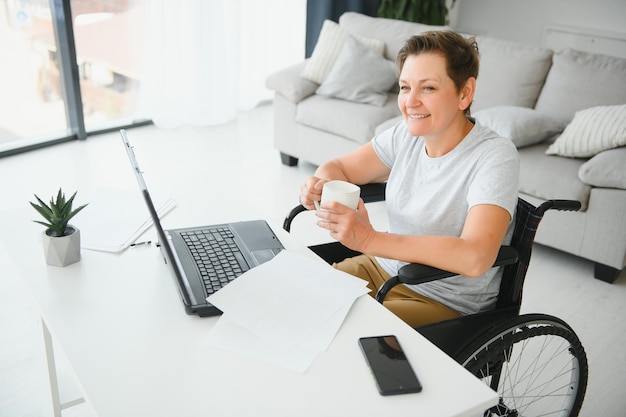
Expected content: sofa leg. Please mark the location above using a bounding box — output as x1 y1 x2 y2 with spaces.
594 262 622 283
280 152 298 167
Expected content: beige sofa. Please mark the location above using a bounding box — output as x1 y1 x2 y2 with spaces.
265 12 626 282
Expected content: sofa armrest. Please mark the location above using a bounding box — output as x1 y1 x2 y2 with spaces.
265 61 319 104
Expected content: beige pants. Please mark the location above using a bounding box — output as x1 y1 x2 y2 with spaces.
334 254 460 327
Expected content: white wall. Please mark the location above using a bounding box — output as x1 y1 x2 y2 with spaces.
450 0 626 48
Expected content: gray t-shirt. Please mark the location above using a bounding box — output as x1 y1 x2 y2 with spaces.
371 119 520 315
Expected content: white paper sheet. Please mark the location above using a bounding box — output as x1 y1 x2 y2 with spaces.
72 187 176 253
205 250 370 371
206 303 352 372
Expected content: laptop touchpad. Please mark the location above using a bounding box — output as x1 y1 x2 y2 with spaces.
251 249 278 265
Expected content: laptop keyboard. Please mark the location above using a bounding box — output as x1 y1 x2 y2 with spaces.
180 227 249 295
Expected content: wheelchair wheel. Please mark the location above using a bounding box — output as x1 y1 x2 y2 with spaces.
456 313 588 417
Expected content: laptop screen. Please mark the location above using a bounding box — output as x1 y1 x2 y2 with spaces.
120 129 194 307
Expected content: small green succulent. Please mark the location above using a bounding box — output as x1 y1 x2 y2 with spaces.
30 188 88 237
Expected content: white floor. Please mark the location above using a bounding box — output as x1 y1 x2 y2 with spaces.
1 103 624 417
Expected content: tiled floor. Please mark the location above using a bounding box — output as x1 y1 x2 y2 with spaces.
1 104 624 416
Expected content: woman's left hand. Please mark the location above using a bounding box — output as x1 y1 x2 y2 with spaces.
315 198 376 252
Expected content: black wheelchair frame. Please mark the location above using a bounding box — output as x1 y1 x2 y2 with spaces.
284 196 588 417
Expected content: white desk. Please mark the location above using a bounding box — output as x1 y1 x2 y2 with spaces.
1 209 497 417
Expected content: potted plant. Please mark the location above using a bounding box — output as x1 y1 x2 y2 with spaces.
377 0 456 25
30 188 88 267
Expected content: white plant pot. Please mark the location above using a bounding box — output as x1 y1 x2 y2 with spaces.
42 225 81 267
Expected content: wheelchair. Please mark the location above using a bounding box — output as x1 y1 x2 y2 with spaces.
284 190 588 417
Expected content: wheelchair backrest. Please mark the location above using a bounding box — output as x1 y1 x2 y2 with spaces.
496 198 547 310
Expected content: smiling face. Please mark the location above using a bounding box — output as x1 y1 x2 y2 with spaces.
397 52 473 140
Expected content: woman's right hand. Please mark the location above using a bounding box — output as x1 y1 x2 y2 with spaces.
300 176 327 210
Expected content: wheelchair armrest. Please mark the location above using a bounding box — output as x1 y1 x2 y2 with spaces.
375 246 518 303
283 204 307 232
399 246 518 285
537 199 581 215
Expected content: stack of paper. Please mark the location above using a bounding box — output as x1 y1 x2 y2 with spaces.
206 250 370 372
73 187 176 253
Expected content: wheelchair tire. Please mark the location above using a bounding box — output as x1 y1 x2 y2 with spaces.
455 313 588 417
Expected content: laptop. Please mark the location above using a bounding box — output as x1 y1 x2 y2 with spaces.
120 129 284 317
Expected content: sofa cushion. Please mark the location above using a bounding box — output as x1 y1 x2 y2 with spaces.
535 48 626 123
518 142 591 211
546 104 626 157
578 148 626 190
296 94 401 144
473 106 565 148
316 36 397 107
472 37 553 112
301 19 385 84
338 12 448 61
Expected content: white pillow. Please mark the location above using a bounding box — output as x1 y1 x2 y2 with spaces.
473 106 565 148
301 19 385 84
316 36 396 107
535 49 626 123
546 105 626 158
578 148 626 189
472 37 554 112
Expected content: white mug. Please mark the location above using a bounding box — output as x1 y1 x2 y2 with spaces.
316 180 361 211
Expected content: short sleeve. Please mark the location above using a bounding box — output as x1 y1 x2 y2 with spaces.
371 119 408 169
467 138 520 220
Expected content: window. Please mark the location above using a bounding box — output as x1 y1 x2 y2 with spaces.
0 0 149 156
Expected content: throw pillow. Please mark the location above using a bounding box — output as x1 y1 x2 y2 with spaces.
546 104 626 158
316 36 396 107
535 48 626 123
578 147 626 189
472 37 553 112
473 106 565 148
301 19 385 84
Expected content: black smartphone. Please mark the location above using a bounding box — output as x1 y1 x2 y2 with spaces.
358 335 423 395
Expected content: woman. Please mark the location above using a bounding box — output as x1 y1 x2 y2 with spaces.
299 31 519 327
